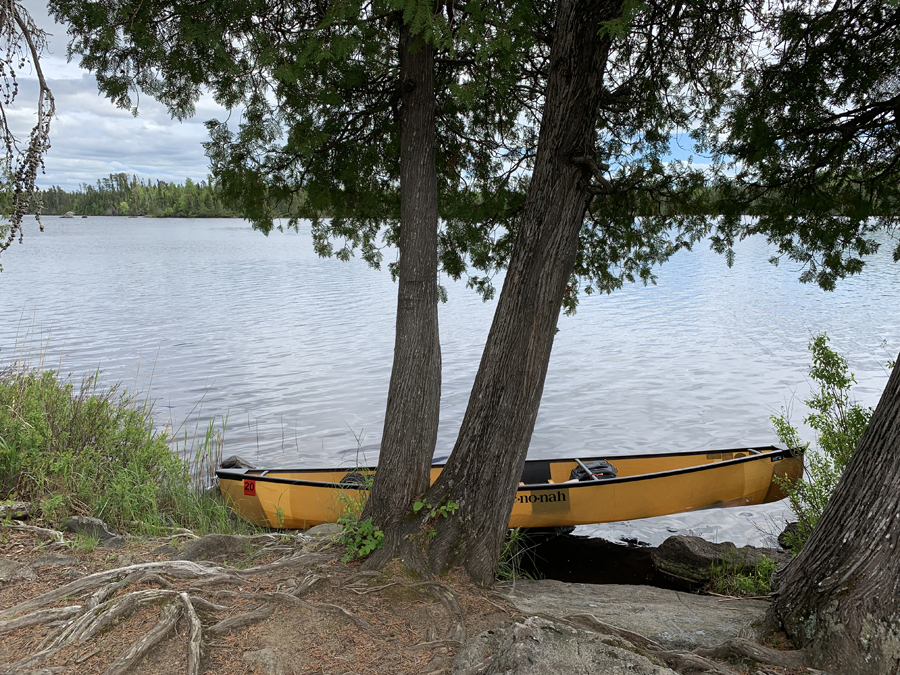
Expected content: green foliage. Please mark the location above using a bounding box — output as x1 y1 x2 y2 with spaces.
332 469 384 562
707 554 777 597
771 334 876 552
338 515 385 563
412 496 458 538
496 528 538 581
0 365 248 535
411 497 458 520
31 173 241 218
712 0 900 289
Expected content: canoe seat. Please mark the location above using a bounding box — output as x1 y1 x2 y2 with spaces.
520 461 552 485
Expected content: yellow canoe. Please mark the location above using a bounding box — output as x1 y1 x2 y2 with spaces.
216 445 802 530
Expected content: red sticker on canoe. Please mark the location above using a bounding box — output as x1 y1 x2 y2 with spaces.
243 479 256 496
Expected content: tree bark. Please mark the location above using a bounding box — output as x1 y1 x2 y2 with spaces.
362 23 441 561
772 351 900 674
411 0 623 585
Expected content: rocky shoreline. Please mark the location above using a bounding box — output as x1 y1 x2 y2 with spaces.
0 513 818 675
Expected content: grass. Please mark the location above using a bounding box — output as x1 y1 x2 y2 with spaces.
706 554 777 597
0 362 254 536
496 528 540 581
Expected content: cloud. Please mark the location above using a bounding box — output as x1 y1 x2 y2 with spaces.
13 0 227 191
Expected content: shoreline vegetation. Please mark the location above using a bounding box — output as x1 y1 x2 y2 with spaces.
0 361 248 537
27 173 244 219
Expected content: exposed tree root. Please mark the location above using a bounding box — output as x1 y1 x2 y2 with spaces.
103 603 180 675
206 603 276 637
0 503 31 520
0 606 82 634
557 612 812 675
290 572 325 597
178 593 202 675
213 590 372 629
422 582 466 643
2 533 807 675
694 637 808 669
6 522 67 546
0 551 355 674
0 561 223 621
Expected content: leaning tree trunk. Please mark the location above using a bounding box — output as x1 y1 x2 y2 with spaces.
394 0 623 585
361 23 441 557
772 351 900 674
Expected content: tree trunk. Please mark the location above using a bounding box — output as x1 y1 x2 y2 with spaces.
406 0 623 585
772 351 900 674
361 24 441 559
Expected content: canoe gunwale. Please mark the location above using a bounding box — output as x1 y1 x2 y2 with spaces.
215 445 800 491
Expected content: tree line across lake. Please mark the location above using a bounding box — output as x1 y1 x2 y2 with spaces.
32 173 241 218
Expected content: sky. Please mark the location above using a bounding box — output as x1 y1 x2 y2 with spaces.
13 1 706 194
15 0 226 191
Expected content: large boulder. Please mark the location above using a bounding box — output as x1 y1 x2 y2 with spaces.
650 535 791 587
452 616 677 675
499 579 770 650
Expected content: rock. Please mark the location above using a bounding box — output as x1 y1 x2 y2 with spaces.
151 544 179 557
777 522 801 550
98 535 127 549
221 455 256 469
651 536 791 587
174 534 250 562
0 559 37 582
452 616 678 675
60 516 120 541
305 523 342 538
499 579 770 650
242 648 288 675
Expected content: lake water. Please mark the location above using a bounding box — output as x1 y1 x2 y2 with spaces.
2 217 898 545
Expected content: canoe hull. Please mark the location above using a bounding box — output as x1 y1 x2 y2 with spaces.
217 446 802 530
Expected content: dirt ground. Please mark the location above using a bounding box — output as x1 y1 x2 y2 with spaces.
0 524 819 675
0 526 516 675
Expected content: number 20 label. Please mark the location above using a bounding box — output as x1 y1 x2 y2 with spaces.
244 479 256 496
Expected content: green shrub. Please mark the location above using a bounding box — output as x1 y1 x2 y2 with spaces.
0 365 248 535
333 471 385 563
771 333 877 553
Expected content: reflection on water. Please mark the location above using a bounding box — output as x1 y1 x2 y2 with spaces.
1 217 898 470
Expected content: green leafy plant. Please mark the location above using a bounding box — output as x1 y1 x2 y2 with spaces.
707 554 777 597
412 496 459 538
39 494 66 523
771 333 877 553
338 515 385 563
411 497 459 520
333 468 384 563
